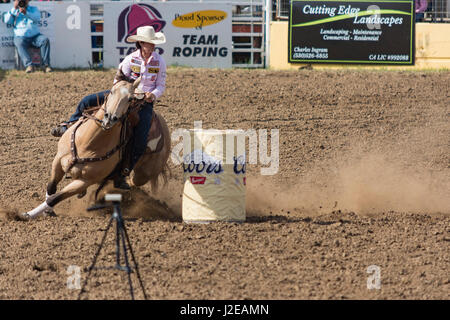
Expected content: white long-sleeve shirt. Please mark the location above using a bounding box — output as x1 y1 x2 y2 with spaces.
116 49 166 99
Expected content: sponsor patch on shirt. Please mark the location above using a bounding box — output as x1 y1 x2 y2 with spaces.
131 58 142 65
131 65 141 73
147 67 159 74
149 59 159 66
150 75 157 81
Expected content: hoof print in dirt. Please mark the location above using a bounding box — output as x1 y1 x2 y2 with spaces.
32 261 58 272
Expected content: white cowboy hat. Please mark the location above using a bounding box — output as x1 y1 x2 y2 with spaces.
126 26 166 45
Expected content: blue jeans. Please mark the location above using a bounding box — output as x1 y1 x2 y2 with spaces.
68 90 110 123
69 91 153 171
14 34 50 67
131 103 153 170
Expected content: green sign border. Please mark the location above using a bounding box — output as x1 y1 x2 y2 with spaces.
288 0 415 65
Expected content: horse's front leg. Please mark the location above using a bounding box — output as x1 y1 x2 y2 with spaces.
23 179 90 219
40 156 66 217
47 156 65 196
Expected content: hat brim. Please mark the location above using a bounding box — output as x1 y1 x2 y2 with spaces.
126 33 166 45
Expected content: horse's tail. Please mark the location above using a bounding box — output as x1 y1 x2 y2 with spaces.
148 160 171 193
146 111 172 193
131 139 172 192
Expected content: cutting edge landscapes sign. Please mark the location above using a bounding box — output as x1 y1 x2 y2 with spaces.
288 0 415 65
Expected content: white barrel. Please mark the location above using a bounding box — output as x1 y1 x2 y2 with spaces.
182 129 246 223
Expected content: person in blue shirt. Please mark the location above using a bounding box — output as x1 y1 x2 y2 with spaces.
3 0 52 73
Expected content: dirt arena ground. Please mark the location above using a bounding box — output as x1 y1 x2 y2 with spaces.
0 68 448 300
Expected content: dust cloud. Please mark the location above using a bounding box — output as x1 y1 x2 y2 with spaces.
247 154 449 216
246 138 449 216
0 207 19 221
59 181 181 221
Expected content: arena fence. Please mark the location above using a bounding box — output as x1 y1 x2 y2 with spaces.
274 0 450 22
422 0 450 21
88 0 268 68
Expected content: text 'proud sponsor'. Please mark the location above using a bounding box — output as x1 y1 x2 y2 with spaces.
172 10 228 58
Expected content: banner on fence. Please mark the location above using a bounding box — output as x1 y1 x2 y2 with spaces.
103 2 232 68
288 0 415 65
0 3 16 69
0 2 91 69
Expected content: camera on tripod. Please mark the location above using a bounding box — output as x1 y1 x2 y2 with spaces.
18 0 27 8
81 192 147 300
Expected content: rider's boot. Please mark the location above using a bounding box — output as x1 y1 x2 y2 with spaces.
51 125 68 137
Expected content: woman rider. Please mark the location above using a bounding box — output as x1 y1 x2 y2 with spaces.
50 26 167 190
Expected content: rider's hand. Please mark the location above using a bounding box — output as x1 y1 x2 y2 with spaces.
145 92 155 103
19 7 26 14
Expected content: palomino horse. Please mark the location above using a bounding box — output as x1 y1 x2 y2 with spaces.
21 78 171 219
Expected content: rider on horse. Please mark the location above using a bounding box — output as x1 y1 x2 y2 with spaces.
51 26 167 190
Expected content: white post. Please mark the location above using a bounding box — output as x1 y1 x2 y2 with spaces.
265 0 271 68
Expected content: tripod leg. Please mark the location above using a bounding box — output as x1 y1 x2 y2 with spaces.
78 215 114 300
115 214 121 269
121 219 148 300
119 224 135 300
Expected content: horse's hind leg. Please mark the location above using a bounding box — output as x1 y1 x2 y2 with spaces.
46 156 65 197
130 171 150 187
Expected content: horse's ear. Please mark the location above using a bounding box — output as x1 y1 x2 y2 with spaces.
132 76 141 91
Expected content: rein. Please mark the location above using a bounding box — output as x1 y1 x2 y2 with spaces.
81 106 104 126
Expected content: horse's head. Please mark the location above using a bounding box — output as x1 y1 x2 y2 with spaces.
102 77 143 130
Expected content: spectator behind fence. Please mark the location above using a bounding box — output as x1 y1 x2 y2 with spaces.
2 0 52 73
415 0 428 22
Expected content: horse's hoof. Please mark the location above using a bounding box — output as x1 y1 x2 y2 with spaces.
15 212 31 221
77 190 87 199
